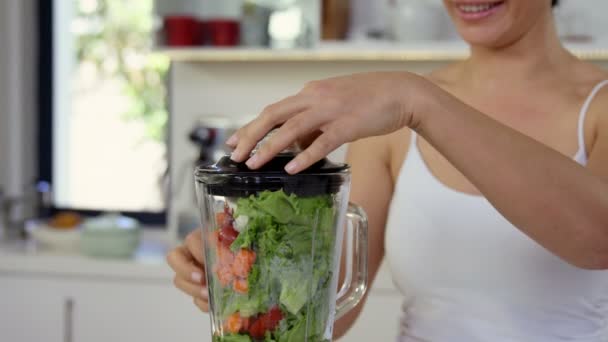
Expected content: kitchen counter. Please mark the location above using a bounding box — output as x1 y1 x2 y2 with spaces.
0 228 398 292
0 229 174 282
158 40 608 62
1 227 401 342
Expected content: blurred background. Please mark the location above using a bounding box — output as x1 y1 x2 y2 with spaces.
1 1 607 341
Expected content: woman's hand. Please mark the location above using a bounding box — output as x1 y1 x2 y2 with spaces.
166 230 210 312
228 72 431 174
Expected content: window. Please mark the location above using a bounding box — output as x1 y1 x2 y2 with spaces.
42 0 169 221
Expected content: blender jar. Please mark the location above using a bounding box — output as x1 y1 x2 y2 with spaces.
195 146 368 341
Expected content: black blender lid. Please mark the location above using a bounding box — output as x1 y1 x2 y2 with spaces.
195 129 350 196
196 153 348 175
195 153 349 197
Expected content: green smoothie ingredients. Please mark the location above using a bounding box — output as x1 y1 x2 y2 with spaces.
207 190 336 342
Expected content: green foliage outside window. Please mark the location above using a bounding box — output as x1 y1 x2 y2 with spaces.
74 0 169 142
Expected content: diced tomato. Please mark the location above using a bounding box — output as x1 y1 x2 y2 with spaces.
233 277 248 294
216 212 229 229
264 306 284 330
207 230 220 249
224 313 244 334
215 265 234 287
216 244 235 265
248 318 266 339
232 249 256 278
241 316 251 331
219 224 239 248
248 306 284 338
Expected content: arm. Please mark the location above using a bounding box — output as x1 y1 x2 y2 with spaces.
333 135 395 339
229 72 608 270
417 84 608 269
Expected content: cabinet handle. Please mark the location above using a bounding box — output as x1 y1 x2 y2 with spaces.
64 298 74 342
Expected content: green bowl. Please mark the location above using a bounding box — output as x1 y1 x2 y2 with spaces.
81 214 141 259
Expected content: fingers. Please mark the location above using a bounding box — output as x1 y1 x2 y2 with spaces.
245 110 323 170
184 229 205 266
194 297 210 313
285 126 347 174
166 245 206 286
229 95 309 162
174 275 209 301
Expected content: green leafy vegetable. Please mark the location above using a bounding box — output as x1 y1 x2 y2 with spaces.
215 190 337 341
213 334 252 342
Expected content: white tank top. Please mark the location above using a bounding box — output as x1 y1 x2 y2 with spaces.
385 80 608 342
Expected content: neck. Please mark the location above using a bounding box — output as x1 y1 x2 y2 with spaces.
463 12 572 86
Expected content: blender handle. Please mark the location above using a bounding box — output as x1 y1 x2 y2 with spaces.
335 202 368 320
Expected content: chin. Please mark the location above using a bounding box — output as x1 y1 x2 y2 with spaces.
443 0 545 49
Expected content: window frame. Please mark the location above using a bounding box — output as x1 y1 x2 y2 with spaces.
37 0 166 225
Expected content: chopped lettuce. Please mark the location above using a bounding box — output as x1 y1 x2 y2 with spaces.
216 190 336 341
213 334 252 342
278 262 313 315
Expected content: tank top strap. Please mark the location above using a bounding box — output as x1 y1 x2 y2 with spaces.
576 80 608 163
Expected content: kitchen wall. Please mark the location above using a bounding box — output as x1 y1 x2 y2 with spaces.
556 0 608 40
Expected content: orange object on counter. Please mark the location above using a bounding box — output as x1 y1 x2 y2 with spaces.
48 212 82 229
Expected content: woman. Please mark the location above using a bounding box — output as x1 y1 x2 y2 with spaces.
167 0 608 340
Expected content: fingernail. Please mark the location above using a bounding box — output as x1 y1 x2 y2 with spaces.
285 160 299 174
246 154 259 168
230 151 240 162
201 287 209 300
226 134 238 146
192 272 202 283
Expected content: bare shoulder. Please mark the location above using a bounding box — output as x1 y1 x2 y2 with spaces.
424 61 465 89
557 59 608 159
569 60 608 97
571 60 608 127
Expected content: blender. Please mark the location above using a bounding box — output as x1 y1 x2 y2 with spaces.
194 135 368 341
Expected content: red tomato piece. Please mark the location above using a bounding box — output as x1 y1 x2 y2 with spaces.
224 313 243 334
232 249 256 278
216 212 228 228
264 306 284 331
233 277 248 294
215 265 234 287
248 318 266 339
216 244 235 266
248 306 284 338
219 224 239 248
208 230 220 249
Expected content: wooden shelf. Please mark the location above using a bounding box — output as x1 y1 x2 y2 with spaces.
155 41 608 62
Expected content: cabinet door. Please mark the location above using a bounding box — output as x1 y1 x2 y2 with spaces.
71 279 209 342
0 275 66 342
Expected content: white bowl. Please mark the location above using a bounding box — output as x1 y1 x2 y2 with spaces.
27 222 81 253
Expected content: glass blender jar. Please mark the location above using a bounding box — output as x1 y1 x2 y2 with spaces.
195 138 368 342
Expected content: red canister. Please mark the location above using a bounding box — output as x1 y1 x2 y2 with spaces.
203 19 240 46
164 15 200 46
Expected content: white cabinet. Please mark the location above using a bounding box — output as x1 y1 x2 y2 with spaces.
70 279 207 342
0 276 65 342
0 263 402 342
0 274 207 342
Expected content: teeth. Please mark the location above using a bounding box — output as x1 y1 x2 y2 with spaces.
459 3 494 13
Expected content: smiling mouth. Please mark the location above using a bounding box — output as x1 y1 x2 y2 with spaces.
455 1 505 19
